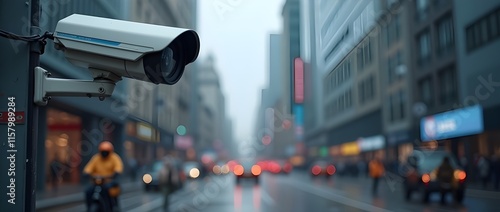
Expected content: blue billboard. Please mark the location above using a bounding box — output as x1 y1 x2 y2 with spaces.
294 104 304 141
420 105 484 141
294 105 304 126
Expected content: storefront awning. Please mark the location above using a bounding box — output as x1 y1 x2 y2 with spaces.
358 135 385 152
341 142 360 156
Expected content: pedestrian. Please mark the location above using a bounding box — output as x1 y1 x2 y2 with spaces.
436 156 454 205
159 156 180 212
478 155 491 189
369 156 385 196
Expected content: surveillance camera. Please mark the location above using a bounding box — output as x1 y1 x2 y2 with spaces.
53 14 200 85
33 14 200 106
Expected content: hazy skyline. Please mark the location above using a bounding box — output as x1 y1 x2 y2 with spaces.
198 0 285 142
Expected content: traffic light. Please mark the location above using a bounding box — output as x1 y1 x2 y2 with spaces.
176 125 187 136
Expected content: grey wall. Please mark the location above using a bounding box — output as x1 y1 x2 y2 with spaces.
454 0 500 110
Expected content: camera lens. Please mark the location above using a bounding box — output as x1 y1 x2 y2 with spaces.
161 47 175 77
143 42 184 85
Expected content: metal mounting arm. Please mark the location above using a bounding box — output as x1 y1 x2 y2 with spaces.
34 67 121 106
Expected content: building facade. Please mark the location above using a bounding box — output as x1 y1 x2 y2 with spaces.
452 0 500 162
305 0 386 164
256 34 287 158
278 0 301 159
380 0 417 165
196 55 228 161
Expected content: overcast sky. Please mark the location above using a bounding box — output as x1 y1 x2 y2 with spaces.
197 0 285 142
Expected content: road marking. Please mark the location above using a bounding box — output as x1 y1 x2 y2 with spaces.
127 197 164 212
284 179 394 212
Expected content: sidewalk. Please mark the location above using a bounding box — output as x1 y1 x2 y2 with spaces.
36 178 142 210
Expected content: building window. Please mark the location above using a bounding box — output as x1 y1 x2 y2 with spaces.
388 51 404 84
416 0 430 22
490 11 499 38
466 7 500 52
398 90 406 120
438 67 457 105
359 75 376 104
348 89 352 108
418 77 434 108
436 15 455 57
387 58 394 84
389 95 395 122
359 81 365 104
417 30 432 66
388 90 408 123
325 57 352 94
386 14 401 47
357 38 372 71
395 13 401 41
388 90 406 123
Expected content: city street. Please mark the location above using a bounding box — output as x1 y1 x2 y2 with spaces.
39 171 500 212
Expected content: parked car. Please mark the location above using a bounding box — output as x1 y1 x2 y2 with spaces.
142 159 185 192
310 161 336 178
234 160 261 184
402 151 466 203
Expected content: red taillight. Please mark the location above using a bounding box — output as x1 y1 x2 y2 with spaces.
455 170 466 182
326 165 336 175
312 165 321 175
270 162 280 173
234 165 244 176
252 165 262 176
284 163 292 172
422 174 430 184
257 161 268 171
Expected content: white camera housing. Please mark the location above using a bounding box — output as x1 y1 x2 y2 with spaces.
34 14 200 106
54 14 200 85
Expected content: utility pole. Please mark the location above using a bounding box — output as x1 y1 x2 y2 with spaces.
0 0 41 211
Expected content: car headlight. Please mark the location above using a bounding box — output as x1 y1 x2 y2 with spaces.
189 168 200 178
213 165 221 174
143 174 152 184
221 165 229 174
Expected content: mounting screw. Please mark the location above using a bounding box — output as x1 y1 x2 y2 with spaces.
98 87 105 94
99 96 105 101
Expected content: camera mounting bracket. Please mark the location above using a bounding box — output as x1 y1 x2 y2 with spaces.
34 66 122 106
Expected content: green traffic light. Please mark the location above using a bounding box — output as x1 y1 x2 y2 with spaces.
177 125 187 135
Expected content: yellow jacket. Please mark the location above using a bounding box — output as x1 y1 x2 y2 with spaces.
83 152 124 177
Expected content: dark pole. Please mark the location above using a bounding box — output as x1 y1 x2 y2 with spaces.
26 0 41 211
153 85 159 159
0 0 41 211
